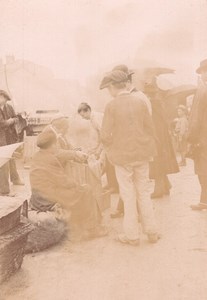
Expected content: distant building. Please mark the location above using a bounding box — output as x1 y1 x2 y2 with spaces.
0 56 84 115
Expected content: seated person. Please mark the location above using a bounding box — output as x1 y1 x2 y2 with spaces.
29 129 107 240
49 116 75 150
47 116 105 211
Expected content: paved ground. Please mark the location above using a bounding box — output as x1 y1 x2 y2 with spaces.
1 159 207 300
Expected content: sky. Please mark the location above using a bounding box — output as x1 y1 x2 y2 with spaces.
0 0 207 84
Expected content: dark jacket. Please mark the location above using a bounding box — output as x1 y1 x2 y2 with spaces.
149 96 179 178
188 82 207 175
101 91 157 165
0 103 18 146
30 149 81 211
29 148 101 230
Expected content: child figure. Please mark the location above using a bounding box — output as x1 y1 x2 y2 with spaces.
174 105 189 166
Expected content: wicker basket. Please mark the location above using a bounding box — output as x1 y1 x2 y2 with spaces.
0 197 26 235
0 222 33 284
65 162 110 212
0 207 21 236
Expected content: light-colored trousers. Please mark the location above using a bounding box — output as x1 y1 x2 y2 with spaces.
115 161 157 240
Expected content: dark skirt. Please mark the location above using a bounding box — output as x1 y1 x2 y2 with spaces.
149 134 179 179
194 143 207 176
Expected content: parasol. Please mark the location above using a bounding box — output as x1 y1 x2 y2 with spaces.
166 84 197 99
142 67 175 78
132 66 175 90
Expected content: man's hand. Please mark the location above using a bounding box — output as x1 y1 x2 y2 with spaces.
6 118 16 126
94 148 103 160
79 184 91 193
75 151 88 163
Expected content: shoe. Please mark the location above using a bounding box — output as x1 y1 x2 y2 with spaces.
164 188 170 196
84 226 108 240
110 210 124 218
0 192 16 197
12 179 25 186
148 233 160 243
151 192 164 199
190 203 207 211
103 185 119 194
117 234 140 246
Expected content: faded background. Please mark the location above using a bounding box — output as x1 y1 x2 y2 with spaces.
0 0 207 112
1 2 207 300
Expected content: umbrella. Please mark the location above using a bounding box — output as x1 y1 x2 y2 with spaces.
132 66 175 90
142 67 175 78
167 84 197 99
0 143 23 167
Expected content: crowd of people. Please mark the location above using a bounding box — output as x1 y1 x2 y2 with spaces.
0 58 207 247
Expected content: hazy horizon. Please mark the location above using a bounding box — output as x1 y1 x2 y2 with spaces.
0 0 207 85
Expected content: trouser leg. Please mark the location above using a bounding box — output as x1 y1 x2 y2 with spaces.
134 162 157 235
153 177 165 195
105 158 119 192
0 162 10 194
9 158 20 182
198 175 207 204
115 164 139 240
117 197 124 212
163 175 171 194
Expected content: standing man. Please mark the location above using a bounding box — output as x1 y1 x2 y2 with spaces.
0 90 24 196
77 102 103 159
100 70 158 245
112 64 152 115
110 64 152 218
188 59 207 210
78 102 119 193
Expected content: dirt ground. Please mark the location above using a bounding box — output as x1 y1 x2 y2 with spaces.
1 159 207 300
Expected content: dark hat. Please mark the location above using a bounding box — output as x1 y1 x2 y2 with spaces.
196 59 207 74
37 129 57 149
99 70 128 90
0 90 11 101
77 102 91 113
112 64 134 76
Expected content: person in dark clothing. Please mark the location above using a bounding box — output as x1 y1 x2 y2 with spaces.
188 59 207 210
0 90 24 196
144 79 179 198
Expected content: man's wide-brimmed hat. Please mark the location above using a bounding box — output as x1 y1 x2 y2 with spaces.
112 64 134 76
0 90 11 101
99 70 128 90
196 59 207 74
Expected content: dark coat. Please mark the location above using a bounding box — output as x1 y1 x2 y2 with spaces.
149 96 179 179
30 148 81 211
188 83 207 176
0 103 18 146
101 92 157 166
29 148 100 229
